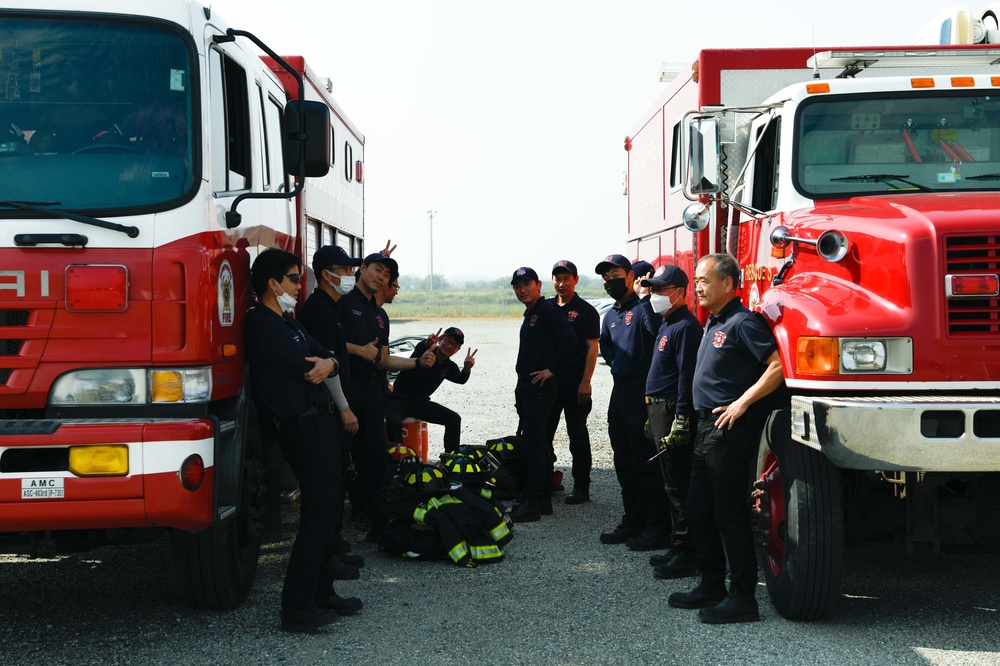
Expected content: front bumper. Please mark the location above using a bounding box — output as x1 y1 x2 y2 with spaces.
790 395 1000 472
0 418 216 532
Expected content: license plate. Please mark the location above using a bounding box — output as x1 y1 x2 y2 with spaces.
21 478 65 499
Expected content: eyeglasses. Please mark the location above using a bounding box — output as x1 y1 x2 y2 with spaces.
389 283 400 290
283 273 302 284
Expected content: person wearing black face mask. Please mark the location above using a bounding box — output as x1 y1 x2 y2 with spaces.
595 254 670 553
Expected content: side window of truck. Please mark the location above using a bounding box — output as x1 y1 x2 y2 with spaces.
669 121 683 188
208 48 251 193
750 118 781 213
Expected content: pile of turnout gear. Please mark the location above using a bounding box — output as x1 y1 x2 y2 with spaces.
378 440 527 566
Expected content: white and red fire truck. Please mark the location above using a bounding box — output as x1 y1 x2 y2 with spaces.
0 1 364 609
625 37 1000 618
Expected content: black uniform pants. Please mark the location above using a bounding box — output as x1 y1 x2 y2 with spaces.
646 400 693 546
345 375 389 531
544 374 593 487
278 410 341 612
386 396 463 453
514 375 558 501
607 375 670 535
685 412 761 594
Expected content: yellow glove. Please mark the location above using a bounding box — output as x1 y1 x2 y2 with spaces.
661 415 691 449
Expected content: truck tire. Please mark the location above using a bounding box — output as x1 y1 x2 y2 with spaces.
751 409 843 620
171 391 264 610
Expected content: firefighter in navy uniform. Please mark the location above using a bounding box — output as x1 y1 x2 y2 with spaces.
386 326 476 453
340 252 436 542
245 248 362 633
639 265 702 579
667 253 784 624
596 254 673 551
544 260 600 504
298 245 366 576
510 266 576 521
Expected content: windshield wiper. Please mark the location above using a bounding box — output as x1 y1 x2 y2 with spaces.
0 200 139 238
830 174 931 192
964 173 1000 181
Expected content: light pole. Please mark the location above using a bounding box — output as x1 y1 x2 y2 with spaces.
426 210 436 291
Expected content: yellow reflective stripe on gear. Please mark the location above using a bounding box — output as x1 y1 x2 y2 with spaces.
490 521 511 541
470 544 503 560
448 541 469 563
426 495 462 509
413 506 428 523
479 488 493 500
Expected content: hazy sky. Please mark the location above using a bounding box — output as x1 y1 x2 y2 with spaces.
210 0 973 279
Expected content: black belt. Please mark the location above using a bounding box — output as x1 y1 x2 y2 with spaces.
645 395 676 405
293 402 335 419
695 408 715 419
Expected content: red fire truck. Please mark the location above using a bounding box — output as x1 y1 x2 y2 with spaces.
0 1 364 609
625 44 1000 619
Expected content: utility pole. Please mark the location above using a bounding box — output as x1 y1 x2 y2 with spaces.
426 210 436 291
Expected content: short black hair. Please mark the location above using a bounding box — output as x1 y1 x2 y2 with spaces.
251 248 301 297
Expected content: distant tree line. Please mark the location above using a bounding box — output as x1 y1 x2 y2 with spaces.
398 273 607 291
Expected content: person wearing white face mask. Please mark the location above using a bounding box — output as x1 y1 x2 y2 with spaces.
638 264 703 581
245 248 361 632
299 244 366 573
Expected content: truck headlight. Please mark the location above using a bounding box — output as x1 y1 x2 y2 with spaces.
51 369 145 405
841 339 886 371
151 368 212 403
51 367 212 405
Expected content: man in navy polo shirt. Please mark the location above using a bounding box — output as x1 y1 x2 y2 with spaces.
596 254 671 551
339 252 435 541
386 326 476 453
639 264 702 579
545 260 600 505
510 266 576 521
668 253 783 624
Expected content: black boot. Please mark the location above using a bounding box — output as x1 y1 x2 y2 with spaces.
510 498 541 522
315 593 364 616
565 484 590 505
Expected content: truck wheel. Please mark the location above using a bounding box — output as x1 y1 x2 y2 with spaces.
171 394 264 610
751 409 843 620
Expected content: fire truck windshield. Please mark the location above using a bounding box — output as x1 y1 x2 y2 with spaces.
0 15 195 213
795 92 1000 198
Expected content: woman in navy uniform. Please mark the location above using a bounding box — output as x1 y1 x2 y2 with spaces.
245 248 361 633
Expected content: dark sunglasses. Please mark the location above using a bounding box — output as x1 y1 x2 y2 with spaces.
283 272 302 284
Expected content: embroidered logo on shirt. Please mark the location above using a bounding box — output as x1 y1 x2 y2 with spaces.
658 335 667 351
625 311 633 325
529 314 539 326
376 315 385 329
713 331 727 348
568 310 578 321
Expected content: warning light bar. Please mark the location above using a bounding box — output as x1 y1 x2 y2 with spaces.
946 274 1000 297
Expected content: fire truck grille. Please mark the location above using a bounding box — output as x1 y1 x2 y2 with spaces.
0 369 9 385
0 340 22 355
945 235 1000 336
0 310 29 326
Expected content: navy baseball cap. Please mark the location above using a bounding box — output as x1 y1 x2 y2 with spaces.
313 245 362 275
631 260 655 280
641 264 689 290
363 252 399 275
443 326 465 344
511 266 540 284
551 260 578 277
595 254 631 274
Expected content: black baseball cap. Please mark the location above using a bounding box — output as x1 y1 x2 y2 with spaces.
595 254 631 274
511 266 540 284
312 245 362 276
551 260 578 277
363 252 399 275
443 326 465 344
641 264 689 290
631 260 654 280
